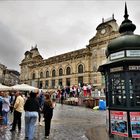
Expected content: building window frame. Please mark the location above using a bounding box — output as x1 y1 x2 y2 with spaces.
66 67 71 75
59 68 63 76
52 69 56 77
46 71 49 78
51 79 55 88
45 80 49 88
40 72 43 78
78 64 84 73
66 78 70 86
32 73 35 79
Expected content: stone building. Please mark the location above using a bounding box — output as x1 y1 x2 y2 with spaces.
0 63 20 86
20 15 120 90
0 63 7 84
4 69 20 86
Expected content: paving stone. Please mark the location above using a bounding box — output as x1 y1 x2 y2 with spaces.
0 104 106 140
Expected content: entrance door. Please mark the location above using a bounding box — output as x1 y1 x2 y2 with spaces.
78 76 83 87
66 78 70 86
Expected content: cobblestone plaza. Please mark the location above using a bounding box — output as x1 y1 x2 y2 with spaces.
0 104 106 140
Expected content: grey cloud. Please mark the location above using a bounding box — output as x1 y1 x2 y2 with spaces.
37 20 92 58
0 22 24 71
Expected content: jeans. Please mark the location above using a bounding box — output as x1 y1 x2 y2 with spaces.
2 110 8 125
25 111 38 140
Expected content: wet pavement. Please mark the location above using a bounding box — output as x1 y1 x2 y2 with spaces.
0 104 106 140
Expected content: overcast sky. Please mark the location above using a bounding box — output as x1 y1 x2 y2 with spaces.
0 0 140 71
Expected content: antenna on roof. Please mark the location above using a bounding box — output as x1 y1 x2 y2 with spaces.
102 18 104 23
124 2 129 19
112 13 114 19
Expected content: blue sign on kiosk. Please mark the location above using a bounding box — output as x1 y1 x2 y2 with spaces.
98 3 140 139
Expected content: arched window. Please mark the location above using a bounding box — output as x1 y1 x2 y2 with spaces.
46 71 49 78
59 68 63 76
32 73 35 79
40 72 43 78
52 69 56 77
66 67 71 75
78 64 83 73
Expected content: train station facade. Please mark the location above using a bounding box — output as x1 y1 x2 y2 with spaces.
20 15 120 90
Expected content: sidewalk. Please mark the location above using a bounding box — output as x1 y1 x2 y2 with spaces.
86 125 110 140
0 104 107 140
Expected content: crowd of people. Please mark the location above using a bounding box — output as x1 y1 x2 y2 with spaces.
0 84 104 140
52 84 91 102
51 84 105 104
0 90 55 140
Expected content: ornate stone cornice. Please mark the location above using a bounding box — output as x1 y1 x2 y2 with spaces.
26 47 92 69
88 31 120 48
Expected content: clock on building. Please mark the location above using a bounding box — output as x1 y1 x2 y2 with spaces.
101 29 106 34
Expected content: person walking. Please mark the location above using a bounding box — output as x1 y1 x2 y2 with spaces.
83 84 87 97
43 94 54 139
9 92 15 113
2 92 10 128
10 91 24 132
24 91 39 140
0 92 4 117
60 88 65 105
9 92 17 126
36 92 44 126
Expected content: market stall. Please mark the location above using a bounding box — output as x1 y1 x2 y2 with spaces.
0 83 12 91
11 83 38 92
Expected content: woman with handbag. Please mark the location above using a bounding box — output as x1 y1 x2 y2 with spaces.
42 93 54 139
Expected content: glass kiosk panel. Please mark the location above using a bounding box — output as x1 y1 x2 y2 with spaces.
110 73 126 106
129 72 140 107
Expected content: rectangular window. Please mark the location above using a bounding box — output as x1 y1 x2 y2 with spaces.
45 80 49 88
66 78 70 86
39 81 42 89
78 76 83 87
51 80 55 88
59 79 62 86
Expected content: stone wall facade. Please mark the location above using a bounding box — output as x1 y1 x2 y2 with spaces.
0 63 20 86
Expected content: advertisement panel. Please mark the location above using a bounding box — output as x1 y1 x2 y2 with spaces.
110 111 128 137
130 112 140 138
